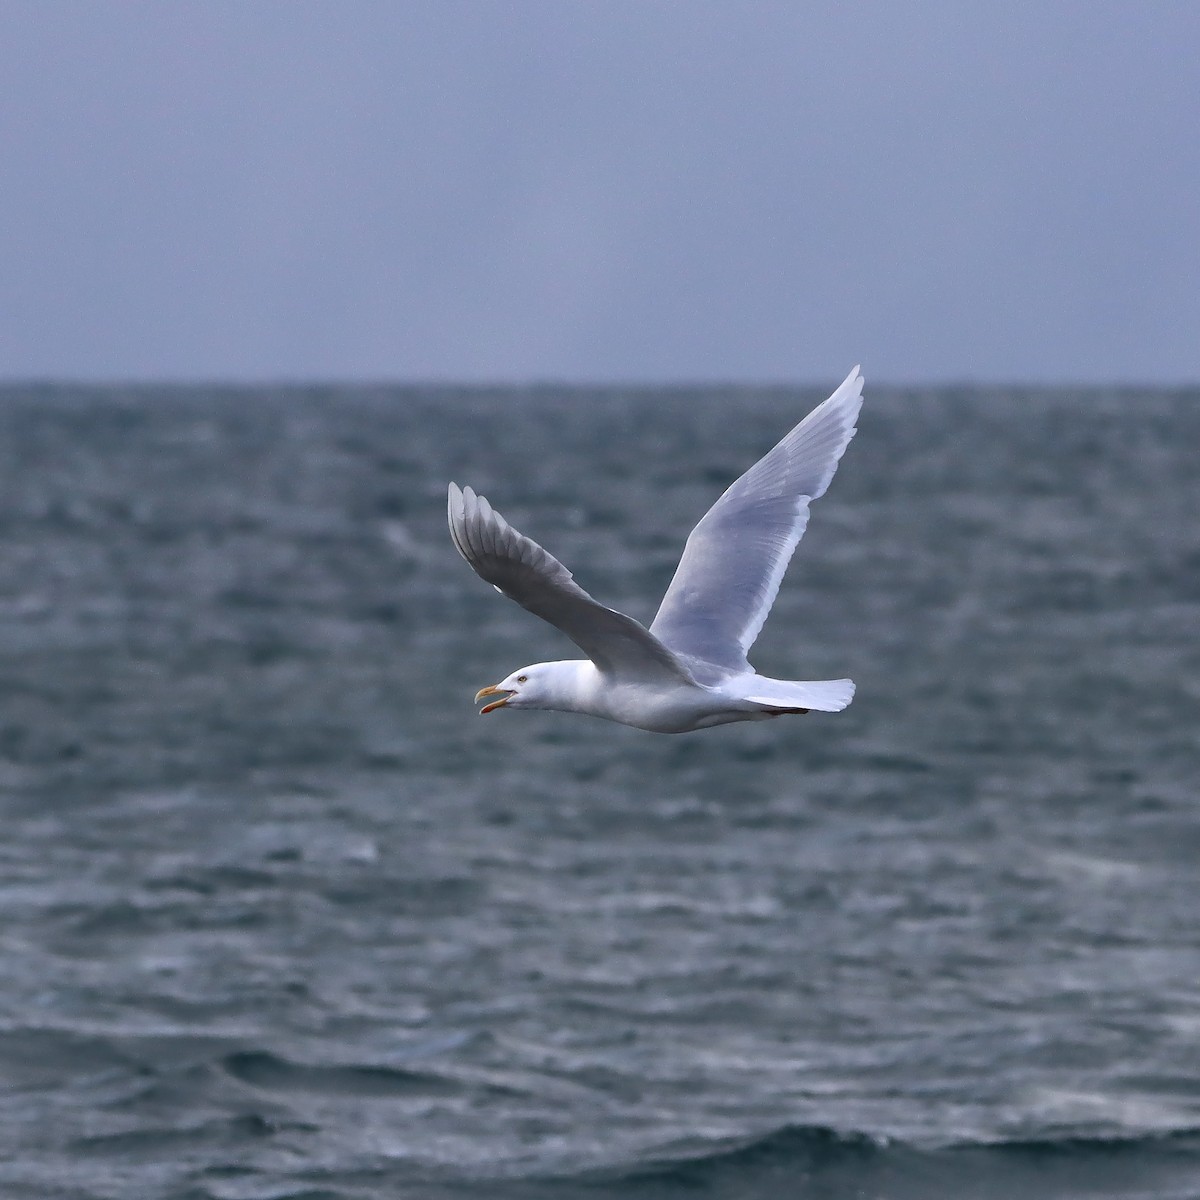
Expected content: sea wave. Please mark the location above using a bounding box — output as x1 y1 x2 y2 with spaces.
549 1123 1200 1200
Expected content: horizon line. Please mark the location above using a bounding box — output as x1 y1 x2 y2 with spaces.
1 373 1196 392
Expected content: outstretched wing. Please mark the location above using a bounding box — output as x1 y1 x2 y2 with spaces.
649 366 863 672
448 483 693 683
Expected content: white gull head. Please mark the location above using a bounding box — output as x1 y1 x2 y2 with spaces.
474 661 589 715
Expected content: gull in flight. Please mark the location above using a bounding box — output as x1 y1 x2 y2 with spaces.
448 366 864 734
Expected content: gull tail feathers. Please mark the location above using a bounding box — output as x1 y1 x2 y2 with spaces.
741 675 855 713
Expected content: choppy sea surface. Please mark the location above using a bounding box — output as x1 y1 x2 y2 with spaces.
0 381 1197 1199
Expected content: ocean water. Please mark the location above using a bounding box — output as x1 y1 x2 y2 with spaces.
0 381 1196 1199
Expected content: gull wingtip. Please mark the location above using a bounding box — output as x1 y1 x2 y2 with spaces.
447 480 468 523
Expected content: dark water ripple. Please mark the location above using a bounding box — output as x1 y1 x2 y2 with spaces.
0 383 1197 1198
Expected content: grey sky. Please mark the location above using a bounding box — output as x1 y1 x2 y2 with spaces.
2 1 1196 383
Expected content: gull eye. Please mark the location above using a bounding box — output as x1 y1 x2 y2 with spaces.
517 675 528 683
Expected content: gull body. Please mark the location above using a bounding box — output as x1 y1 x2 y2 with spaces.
473 660 851 735
451 367 865 735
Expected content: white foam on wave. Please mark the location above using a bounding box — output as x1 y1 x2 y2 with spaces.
1021 1084 1193 1135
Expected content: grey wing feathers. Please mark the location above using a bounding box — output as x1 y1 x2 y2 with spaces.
649 366 863 671
448 483 692 682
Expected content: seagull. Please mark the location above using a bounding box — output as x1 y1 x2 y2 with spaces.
447 366 864 734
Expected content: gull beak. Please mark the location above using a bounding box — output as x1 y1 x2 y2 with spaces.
474 684 513 715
